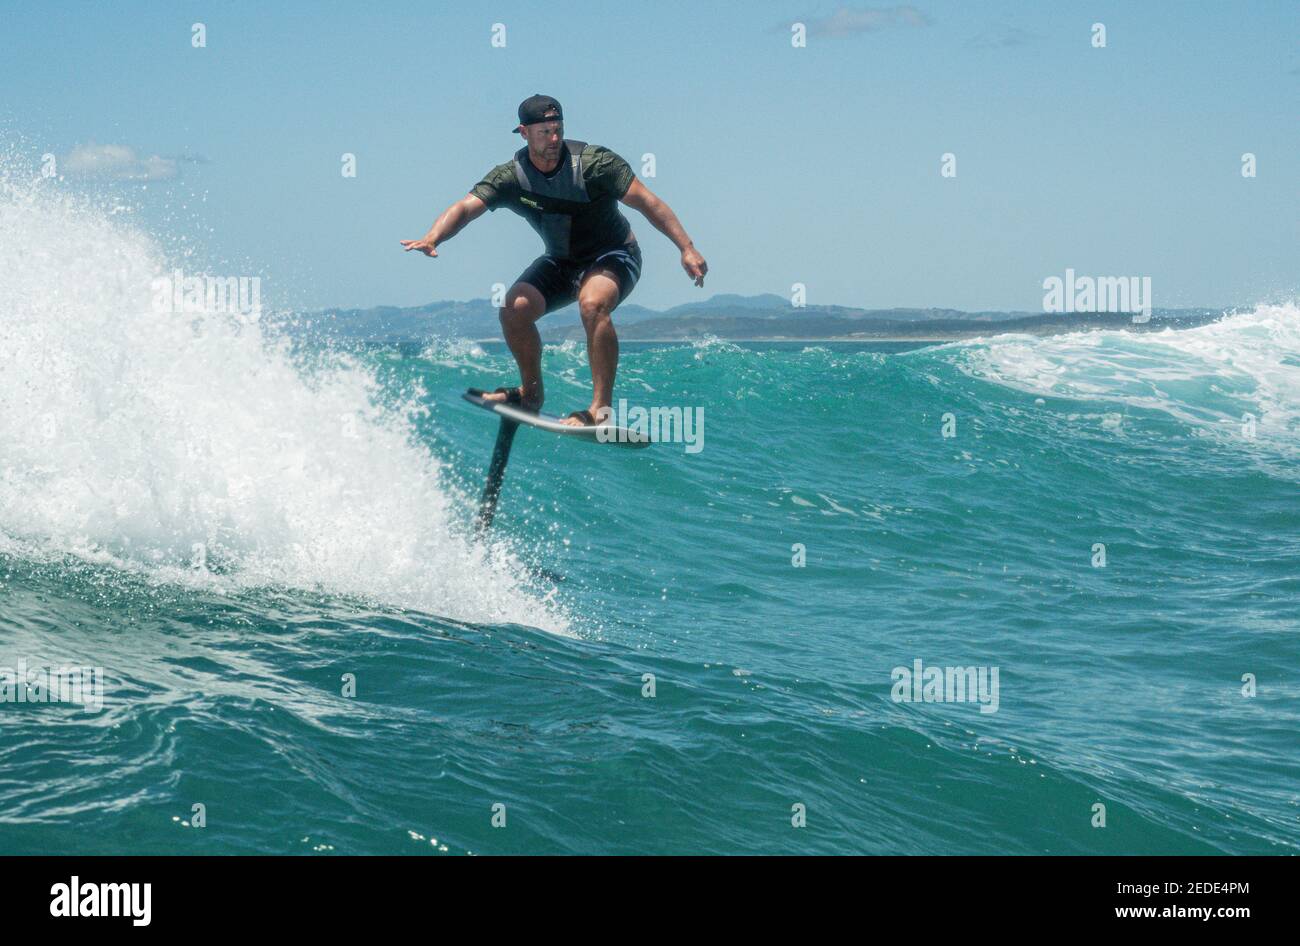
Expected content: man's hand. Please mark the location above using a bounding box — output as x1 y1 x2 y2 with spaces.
681 246 707 287
400 237 438 257
400 196 486 259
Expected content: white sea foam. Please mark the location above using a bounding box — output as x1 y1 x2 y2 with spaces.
418 337 488 368
952 303 1300 459
0 163 569 634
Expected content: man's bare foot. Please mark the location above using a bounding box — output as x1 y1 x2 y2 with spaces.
482 385 543 412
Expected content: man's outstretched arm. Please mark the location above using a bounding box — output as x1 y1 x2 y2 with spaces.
620 178 708 286
400 194 489 257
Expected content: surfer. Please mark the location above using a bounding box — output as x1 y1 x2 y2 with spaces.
401 94 707 426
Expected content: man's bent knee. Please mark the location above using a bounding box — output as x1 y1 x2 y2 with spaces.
500 286 545 327
578 297 614 329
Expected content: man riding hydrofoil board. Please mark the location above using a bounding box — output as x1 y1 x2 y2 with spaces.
401 94 708 426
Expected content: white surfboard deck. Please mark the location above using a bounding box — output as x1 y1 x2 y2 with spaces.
462 390 651 448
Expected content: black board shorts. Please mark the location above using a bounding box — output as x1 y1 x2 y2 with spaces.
514 242 642 315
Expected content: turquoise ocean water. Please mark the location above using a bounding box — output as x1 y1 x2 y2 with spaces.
1 181 1298 855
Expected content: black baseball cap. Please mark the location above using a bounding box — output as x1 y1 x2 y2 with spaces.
514 94 563 131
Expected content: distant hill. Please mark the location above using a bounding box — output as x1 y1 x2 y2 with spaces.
292 296 663 342
661 292 790 314
283 295 1226 344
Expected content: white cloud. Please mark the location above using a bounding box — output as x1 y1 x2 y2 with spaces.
799 4 931 38
61 143 202 181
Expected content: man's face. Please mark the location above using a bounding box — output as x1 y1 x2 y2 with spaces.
521 118 564 162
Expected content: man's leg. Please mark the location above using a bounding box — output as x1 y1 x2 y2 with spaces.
484 282 548 410
568 269 623 426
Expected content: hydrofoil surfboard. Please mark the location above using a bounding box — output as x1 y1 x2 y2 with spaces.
462 389 651 448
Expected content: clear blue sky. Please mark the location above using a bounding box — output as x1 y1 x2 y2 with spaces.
2 1 1296 312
